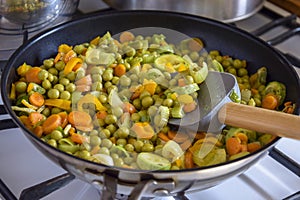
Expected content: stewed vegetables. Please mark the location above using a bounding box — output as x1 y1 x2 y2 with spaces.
9 31 295 170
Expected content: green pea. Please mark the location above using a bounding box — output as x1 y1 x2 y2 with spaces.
38 69 49 81
104 81 112 89
112 106 123 118
91 82 103 91
66 71 76 81
117 127 130 139
106 124 117 134
47 73 54 82
119 75 131 87
189 51 200 62
76 70 85 80
125 144 134 152
101 138 113 148
134 140 144 152
55 61 65 71
59 78 70 86
42 107 51 117
111 76 119 85
51 130 63 141
90 135 101 147
52 76 58 85
227 67 237 76
51 107 62 114
102 70 113 81
141 96 154 108
114 158 124 167
65 83 76 92
105 114 117 124
233 59 243 69
116 138 127 146
60 91 71 100
140 90 151 99
142 143 154 152
95 147 107 155
53 84 64 92
15 82 27 93
92 74 102 82
131 112 141 122
73 44 85 54
132 98 141 110
238 68 248 77
42 80 52 90
99 129 111 139
43 59 54 69
47 88 60 99
163 98 173 107
48 67 58 75
99 94 108 104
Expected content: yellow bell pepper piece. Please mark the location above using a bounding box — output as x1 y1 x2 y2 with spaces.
58 44 72 54
77 94 107 112
63 57 82 75
44 99 71 111
143 79 157 95
177 64 188 72
17 63 32 77
9 83 16 100
21 99 38 110
90 36 100 46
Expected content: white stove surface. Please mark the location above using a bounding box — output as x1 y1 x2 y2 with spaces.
1 0 300 199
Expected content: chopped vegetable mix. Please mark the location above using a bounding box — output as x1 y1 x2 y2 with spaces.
10 31 295 170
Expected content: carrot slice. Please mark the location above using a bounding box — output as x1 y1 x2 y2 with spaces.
63 50 76 63
71 133 88 144
75 74 92 86
183 101 197 113
247 142 262 153
158 132 170 142
114 63 126 77
25 67 42 84
262 94 278 110
184 150 194 169
68 111 92 127
95 110 108 120
58 112 68 128
123 102 136 114
29 92 45 107
33 126 43 138
75 85 91 92
119 31 135 43
42 114 62 134
226 137 242 156
28 112 44 126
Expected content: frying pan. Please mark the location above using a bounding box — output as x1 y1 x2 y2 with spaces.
1 10 300 199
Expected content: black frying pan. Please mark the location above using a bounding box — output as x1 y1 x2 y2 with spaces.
1 10 300 199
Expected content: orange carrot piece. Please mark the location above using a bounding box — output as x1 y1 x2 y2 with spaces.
236 132 248 144
185 150 194 169
158 132 170 142
54 52 61 64
63 50 77 63
71 133 88 144
247 142 262 153
28 112 44 126
183 101 197 113
123 102 136 114
33 125 43 138
75 85 91 92
68 111 92 127
188 38 203 52
96 110 108 120
119 31 135 43
19 115 32 128
131 122 154 139
226 137 242 156
42 114 62 134
177 78 186 87
114 63 127 77
75 74 92 86
261 94 278 110
29 92 45 107
72 62 82 72
167 130 189 143
58 112 68 128
25 67 42 84
75 123 94 132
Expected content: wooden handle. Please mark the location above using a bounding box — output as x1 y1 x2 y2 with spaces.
218 102 300 140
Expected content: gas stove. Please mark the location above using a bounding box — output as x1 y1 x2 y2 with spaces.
0 1 300 200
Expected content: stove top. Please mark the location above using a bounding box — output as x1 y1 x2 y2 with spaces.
0 1 300 200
